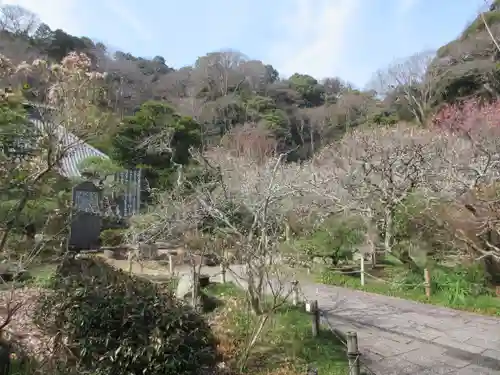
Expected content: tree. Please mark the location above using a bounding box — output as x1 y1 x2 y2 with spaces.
103 57 153 117
124 145 322 368
308 125 447 268
264 64 279 84
300 105 336 152
371 50 448 125
111 101 201 188
0 98 57 244
432 4 500 104
238 60 270 94
192 50 247 99
153 66 194 100
0 52 109 253
0 53 109 350
221 123 277 163
321 76 350 104
431 99 500 269
288 73 324 107
0 5 40 37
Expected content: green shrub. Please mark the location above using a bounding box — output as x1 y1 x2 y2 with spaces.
34 257 218 375
295 215 365 266
430 264 492 303
99 229 125 247
393 264 493 304
319 270 362 288
29 265 57 289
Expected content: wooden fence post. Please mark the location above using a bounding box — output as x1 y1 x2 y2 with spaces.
360 256 365 286
346 331 360 375
168 254 173 274
220 263 226 283
291 280 299 306
424 268 431 297
306 300 319 337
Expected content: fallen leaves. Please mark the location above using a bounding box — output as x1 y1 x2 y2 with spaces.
0 287 53 362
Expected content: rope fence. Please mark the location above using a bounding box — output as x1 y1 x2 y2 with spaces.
318 254 433 297
111 248 438 375
290 280 378 375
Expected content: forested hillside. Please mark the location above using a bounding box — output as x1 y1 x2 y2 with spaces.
434 0 500 104
2 2 499 167
0 5 394 163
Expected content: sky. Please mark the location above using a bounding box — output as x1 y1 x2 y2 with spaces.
0 0 490 88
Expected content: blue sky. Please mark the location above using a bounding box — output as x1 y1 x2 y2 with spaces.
3 0 489 88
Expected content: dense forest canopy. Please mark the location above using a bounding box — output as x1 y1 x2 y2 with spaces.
1 2 500 183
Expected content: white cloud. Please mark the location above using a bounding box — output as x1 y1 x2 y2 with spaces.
0 0 150 41
0 0 83 35
269 0 360 80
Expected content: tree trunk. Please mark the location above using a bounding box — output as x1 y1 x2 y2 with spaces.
0 339 10 375
383 207 393 254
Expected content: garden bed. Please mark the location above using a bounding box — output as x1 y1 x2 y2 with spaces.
205 283 349 375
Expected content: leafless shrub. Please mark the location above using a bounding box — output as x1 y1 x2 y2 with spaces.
220 123 277 163
371 51 450 125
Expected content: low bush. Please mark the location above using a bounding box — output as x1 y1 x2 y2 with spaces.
99 229 125 247
294 215 365 266
397 264 493 304
33 257 218 375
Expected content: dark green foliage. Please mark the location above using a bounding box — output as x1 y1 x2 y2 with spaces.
44 29 93 61
99 229 125 246
77 156 124 182
0 99 68 235
0 340 9 375
370 110 399 125
111 101 201 188
288 73 324 107
34 258 218 375
0 99 34 157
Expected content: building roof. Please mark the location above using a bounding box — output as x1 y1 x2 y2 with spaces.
57 127 110 178
26 104 110 178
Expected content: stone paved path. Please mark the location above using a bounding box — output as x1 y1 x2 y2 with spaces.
172 264 500 375
304 283 500 375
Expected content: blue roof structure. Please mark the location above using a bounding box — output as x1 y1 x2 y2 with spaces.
23 101 110 178
23 102 142 216
28 116 110 178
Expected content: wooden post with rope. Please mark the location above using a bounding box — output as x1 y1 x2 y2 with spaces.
346 331 361 375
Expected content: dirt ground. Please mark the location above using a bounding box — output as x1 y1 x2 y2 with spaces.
0 287 52 362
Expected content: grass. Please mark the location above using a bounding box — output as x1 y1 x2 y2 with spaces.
25 263 58 288
318 262 500 317
8 355 38 375
204 283 349 375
